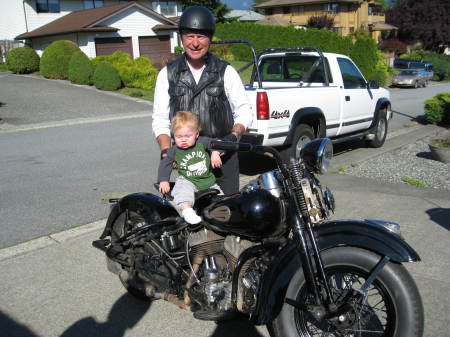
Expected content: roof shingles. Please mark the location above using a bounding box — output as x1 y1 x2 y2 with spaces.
16 2 176 40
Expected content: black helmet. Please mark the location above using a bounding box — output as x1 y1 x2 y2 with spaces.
179 6 216 36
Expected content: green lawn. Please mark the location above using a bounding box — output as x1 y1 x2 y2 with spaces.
230 60 254 85
116 87 154 101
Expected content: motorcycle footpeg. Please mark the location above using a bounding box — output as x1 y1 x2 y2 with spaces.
92 239 110 252
193 310 239 322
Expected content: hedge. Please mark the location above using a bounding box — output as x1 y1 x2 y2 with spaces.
68 51 94 85
40 40 80 79
92 61 122 91
424 93 450 126
92 51 158 90
215 22 389 85
5 47 40 74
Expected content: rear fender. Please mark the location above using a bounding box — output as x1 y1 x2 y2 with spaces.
99 193 178 239
284 107 326 145
251 218 420 325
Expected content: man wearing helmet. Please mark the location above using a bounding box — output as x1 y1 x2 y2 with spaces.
152 6 252 195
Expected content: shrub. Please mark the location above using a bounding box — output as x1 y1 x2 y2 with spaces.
40 40 80 79
350 38 379 81
92 61 122 91
210 36 234 63
68 51 94 85
424 93 450 125
174 46 184 54
5 47 40 74
307 15 334 29
92 51 158 90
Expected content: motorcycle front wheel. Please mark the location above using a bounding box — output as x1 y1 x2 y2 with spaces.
269 247 424 337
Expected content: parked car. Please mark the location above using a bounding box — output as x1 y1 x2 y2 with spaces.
393 58 433 81
391 69 427 88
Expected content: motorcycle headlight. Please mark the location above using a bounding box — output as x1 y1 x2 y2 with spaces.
300 138 333 174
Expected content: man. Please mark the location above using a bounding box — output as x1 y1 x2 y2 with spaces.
152 5 252 195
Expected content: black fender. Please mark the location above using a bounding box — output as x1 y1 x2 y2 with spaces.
251 218 420 325
284 107 326 145
99 193 178 239
368 97 391 129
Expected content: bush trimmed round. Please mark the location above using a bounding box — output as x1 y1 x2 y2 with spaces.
6 47 40 74
68 51 93 85
93 61 122 91
40 40 80 79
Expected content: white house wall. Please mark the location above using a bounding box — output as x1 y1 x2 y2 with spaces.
1 0 28 40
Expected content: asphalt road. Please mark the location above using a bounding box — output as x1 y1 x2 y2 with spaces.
0 73 449 249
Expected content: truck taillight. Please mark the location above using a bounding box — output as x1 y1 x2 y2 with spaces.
256 92 269 120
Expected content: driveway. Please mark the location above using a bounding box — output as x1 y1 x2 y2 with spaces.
0 73 151 127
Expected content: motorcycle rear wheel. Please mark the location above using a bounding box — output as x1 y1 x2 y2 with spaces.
269 247 424 337
110 210 154 301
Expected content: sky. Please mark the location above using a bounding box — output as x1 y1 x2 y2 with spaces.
222 0 253 10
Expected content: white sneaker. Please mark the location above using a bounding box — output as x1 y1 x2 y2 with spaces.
182 208 202 224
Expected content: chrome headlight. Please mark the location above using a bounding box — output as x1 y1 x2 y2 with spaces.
300 138 333 174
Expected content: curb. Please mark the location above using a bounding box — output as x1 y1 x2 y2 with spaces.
0 219 106 262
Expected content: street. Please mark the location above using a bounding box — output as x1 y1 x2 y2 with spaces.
0 73 449 337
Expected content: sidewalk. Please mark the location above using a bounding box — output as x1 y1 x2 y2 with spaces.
0 126 449 337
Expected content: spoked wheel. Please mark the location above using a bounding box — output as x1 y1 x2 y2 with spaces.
109 210 155 301
269 247 424 337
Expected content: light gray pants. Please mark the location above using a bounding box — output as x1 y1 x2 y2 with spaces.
172 175 223 206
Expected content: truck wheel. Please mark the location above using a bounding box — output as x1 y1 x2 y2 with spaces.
368 112 387 148
283 124 315 161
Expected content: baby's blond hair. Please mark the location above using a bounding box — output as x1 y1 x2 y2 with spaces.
172 111 200 133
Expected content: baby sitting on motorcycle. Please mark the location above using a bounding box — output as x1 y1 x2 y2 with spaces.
157 111 224 224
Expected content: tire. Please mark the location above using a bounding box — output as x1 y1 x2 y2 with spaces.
282 124 315 162
109 210 154 301
367 112 387 148
269 247 424 337
414 81 418 89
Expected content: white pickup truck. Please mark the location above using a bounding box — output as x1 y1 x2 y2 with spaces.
232 45 393 160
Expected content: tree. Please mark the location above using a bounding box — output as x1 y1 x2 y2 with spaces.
307 15 335 30
182 0 231 23
386 0 449 51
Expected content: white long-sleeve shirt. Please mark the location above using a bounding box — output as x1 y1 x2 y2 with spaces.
152 61 253 138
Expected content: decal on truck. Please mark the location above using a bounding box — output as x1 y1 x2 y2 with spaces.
271 110 290 119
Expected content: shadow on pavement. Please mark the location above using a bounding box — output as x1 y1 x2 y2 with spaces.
60 293 151 337
426 208 450 231
210 317 265 337
0 310 39 337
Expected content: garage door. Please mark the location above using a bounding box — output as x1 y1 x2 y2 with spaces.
95 37 133 57
139 36 171 60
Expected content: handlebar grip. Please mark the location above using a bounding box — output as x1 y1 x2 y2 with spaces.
210 141 253 152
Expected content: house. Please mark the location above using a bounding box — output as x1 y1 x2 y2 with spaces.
225 9 265 22
253 0 397 42
1 1 182 60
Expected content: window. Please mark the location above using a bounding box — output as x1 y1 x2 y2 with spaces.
160 1 177 16
283 7 290 14
337 57 366 89
349 27 355 33
36 0 60 13
84 0 104 9
259 56 333 83
323 3 339 14
297 6 304 15
265 8 273 15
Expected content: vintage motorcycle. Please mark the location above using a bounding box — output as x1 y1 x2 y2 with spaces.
93 138 424 337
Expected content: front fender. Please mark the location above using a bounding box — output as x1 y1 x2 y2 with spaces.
251 218 420 325
99 193 178 239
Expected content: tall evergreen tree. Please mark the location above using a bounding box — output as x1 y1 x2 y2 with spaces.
386 0 449 51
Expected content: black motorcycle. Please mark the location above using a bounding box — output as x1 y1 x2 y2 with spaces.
93 138 424 337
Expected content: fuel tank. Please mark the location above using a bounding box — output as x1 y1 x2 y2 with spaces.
202 189 285 240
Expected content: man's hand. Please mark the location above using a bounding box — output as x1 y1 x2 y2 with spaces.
159 181 171 194
210 151 222 168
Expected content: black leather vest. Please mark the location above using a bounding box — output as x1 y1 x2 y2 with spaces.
167 52 234 138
